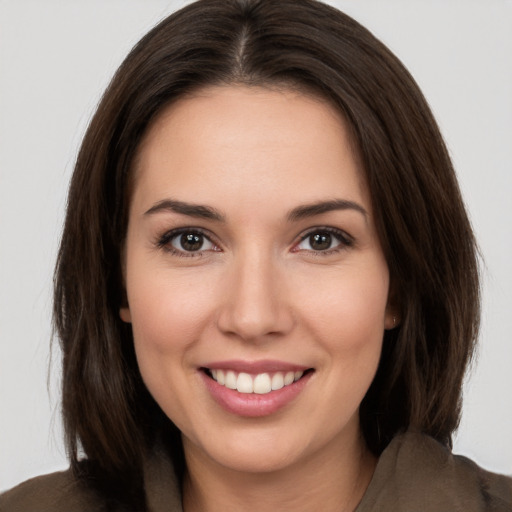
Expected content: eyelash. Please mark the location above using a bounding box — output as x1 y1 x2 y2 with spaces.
156 228 219 258
294 227 354 256
155 226 354 258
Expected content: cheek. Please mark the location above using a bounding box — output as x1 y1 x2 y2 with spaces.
125 265 221 383
297 263 390 348
125 269 218 417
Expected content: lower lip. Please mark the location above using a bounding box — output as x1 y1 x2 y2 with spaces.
200 371 313 417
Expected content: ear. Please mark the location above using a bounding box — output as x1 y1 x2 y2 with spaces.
384 307 399 330
120 306 132 323
119 244 131 323
384 281 400 330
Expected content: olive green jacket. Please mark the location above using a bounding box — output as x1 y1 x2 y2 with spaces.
2 432 511 511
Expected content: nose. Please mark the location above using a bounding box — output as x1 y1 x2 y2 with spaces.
216 250 294 342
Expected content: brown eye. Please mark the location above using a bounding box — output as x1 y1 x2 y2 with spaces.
295 228 353 253
180 233 203 251
309 233 332 251
169 231 215 253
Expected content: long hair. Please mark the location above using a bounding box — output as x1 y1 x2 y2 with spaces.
54 0 480 505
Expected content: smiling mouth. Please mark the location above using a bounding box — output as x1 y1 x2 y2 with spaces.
202 368 314 395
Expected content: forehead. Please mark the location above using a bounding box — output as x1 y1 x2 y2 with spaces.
131 85 369 214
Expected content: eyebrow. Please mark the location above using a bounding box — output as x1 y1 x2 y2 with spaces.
286 199 367 222
144 199 225 221
144 198 367 222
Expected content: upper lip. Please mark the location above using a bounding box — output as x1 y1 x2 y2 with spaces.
201 359 311 374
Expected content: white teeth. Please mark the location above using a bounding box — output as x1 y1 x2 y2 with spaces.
271 372 284 390
225 370 237 390
284 371 295 386
253 373 272 394
209 369 306 395
237 372 253 393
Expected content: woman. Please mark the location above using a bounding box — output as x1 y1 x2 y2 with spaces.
1 0 511 510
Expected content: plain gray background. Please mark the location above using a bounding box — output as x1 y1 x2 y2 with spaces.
1 0 511 491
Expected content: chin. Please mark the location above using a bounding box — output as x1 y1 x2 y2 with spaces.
184 425 311 474
211 445 300 474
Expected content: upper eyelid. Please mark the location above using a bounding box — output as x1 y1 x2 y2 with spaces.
157 227 219 248
297 226 353 242
290 227 354 256
160 226 214 239
156 225 353 250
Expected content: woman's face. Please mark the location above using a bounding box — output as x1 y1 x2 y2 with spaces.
121 86 394 474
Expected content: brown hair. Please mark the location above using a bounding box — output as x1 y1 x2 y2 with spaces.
54 0 480 505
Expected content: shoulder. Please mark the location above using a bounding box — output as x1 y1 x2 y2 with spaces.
0 468 106 512
400 432 512 510
359 431 512 512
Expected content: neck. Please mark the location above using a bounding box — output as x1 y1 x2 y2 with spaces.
182 427 377 512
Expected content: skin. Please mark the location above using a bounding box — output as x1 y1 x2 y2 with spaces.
121 85 395 511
